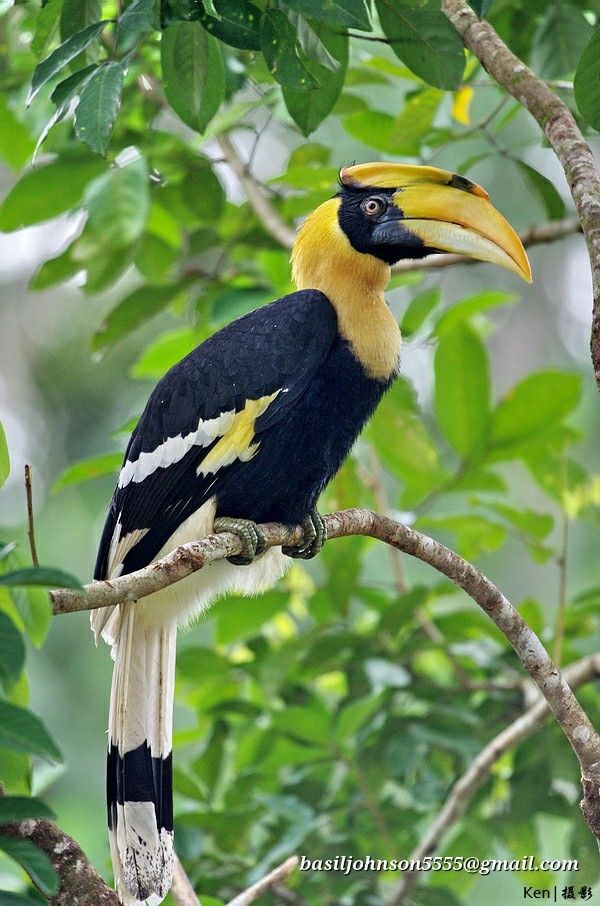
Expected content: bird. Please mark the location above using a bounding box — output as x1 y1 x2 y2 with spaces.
92 161 531 905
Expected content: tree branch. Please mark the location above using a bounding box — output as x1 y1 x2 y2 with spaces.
442 0 600 386
172 853 201 906
216 133 297 249
1 818 120 905
389 653 600 905
51 508 600 842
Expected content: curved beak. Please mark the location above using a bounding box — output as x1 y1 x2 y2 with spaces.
340 163 532 283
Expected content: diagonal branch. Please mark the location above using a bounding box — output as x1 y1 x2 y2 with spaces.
172 854 201 906
50 508 600 843
442 0 600 386
217 133 296 248
227 856 299 906
388 653 600 905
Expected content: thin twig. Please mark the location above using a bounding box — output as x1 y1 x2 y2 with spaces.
388 654 600 905
24 464 39 567
171 853 201 906
50 508 600 843
442 0 600 387
227 856 299 906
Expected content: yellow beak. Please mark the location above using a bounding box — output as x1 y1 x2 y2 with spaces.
340 162 532 283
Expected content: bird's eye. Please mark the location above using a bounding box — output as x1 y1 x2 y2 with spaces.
361 197 386 217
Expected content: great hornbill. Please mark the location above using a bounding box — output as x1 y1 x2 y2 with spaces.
92 161 531 904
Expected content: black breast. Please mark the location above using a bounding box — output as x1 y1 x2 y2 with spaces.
214 335 393 525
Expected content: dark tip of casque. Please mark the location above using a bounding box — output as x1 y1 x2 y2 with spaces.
449 173 489 199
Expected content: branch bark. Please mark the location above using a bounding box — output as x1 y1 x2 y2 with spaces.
172 853 201 906
442 0 600 385
389 653 600 905
1 818 119 905
51 508 600 843
217 133 297 249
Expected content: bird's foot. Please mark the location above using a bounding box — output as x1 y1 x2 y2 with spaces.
282 508 327 560
213 517 268 566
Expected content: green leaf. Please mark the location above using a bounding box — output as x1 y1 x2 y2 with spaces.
83 153 149 248
490 371 581 455
0 613 25 685
60 0 101 41
417 513 507 560
0 158 107 231
131 328 200 379
214 591 288 644
0 835 59 896
117 0 157 53
344 87 441 154
289 13 341 71
52 452 122 490
34 64 99 156
31 0 63 59
575 25 600 130
0 795 55 824
400 287 440 337
284 0 371 30
375 0 465 90
283 24 348 135
532 2 593 79
161 21 226 132
0 546 53 648
74 61 126 154
29 247 82 291
388 86 443 152
0 97 34 170
0 893 42 906
333 694 382 744
261 9 319 90
0 567 83 591
0 700 62 762
516 161 566 221
434 290 517 335
434 322 490 455
92 280 192 351
366 379 445 505
198 0 261 50
28 20 110 103
480 500 553 540
0 422 9 489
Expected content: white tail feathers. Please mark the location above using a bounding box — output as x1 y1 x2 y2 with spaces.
107 605 176 905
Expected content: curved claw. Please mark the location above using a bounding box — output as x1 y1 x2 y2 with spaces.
213 517 268 566
283 509 327 560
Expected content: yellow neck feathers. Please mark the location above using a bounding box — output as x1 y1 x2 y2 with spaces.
291 198 401 381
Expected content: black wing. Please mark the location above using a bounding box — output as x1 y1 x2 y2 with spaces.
94 290 337 579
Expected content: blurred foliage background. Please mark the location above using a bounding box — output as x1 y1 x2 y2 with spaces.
2 0 600 904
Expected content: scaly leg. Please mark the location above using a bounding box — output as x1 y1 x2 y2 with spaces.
213 517 268 566
282 508 327 560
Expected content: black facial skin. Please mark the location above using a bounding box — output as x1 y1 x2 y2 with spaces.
337 184 432 265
